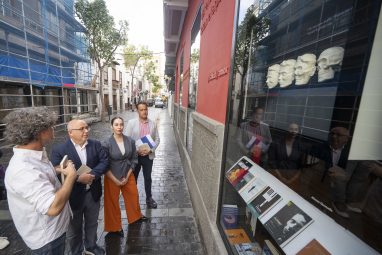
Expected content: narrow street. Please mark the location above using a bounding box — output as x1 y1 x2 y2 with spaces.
0 108 205 255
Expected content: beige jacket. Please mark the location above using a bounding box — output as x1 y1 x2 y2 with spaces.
125 118 160 160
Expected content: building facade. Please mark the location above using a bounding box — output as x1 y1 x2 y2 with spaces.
0 0 97 138
164 0 382 254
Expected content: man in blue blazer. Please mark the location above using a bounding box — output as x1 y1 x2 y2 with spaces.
51 120 108 255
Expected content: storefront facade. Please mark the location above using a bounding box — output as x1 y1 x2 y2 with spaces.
164 0 382 254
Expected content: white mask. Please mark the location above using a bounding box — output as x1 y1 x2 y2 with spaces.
266 64 280 88
279 59 296 88
295 54 316 85
317 47 345 82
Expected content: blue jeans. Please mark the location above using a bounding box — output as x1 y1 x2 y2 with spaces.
31 233 66 255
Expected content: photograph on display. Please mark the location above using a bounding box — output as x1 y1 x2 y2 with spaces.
249 186 282 217
226 157 254 189
234 242 263 255
264 201 313 247
238 176 267 204
296 239 331 255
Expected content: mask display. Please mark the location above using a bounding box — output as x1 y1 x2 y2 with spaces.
295 54 316 85
317 47 345 82
266 64 280 88
279 59 296 88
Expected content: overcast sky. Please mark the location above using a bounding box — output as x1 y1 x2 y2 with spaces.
105 0 164 53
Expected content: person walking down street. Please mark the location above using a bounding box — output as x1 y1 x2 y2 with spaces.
4 107 77 255
51 120 108 255
103 117 149 237
125 102 160 209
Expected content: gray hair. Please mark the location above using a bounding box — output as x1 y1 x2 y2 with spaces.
4 107 57 145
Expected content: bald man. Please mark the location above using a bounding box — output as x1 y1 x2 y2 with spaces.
51 120 108 255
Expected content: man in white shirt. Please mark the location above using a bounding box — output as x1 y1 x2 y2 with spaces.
4 107 77 254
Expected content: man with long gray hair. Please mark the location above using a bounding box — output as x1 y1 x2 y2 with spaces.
4 107 77 254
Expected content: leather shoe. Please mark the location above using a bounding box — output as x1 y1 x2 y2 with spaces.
105 229 124 237
146 197 157 209
84 245 105 255
140 215 149 222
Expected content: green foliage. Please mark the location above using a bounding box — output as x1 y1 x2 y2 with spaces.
75 0 128 120
190 48 200 64
144 61 160 86
234 4 270 76
123 45 152 71
75 0 128 67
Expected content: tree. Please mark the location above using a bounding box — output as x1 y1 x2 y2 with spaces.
144 60 161 94
75 0 128 121
123 45 152 101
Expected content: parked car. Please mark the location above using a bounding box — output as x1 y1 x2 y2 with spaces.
147 98 154 107
154 98 164 108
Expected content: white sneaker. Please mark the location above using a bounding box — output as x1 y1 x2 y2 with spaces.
83 251 95 255
0 237 9 250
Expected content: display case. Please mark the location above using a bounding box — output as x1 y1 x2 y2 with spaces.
219 0 382 254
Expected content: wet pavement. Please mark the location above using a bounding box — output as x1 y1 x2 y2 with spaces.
0 108 205 255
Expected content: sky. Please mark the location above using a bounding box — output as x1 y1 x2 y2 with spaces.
105 0 164 54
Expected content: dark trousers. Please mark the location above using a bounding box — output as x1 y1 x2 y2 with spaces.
134 155 153 199
31 233 66 255
65 191 100 255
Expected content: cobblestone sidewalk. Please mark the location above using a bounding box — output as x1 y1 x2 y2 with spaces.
0 108 205 255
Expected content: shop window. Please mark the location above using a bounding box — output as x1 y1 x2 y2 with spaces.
219 0 382 254
186 6 201 155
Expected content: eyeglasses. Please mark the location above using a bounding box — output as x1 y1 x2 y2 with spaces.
71 126 91 132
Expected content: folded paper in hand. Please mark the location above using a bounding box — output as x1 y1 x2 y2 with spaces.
77 164 92 175
136 135 156 150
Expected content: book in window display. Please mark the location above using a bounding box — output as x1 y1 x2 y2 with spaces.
226 157 254 190
296 239 331 255
225 229 251 245
238 176 267 203
264 201 313 247
221 204 239 229
248 186 282 218
234 242 262 255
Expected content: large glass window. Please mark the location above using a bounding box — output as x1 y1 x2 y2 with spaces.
186 7 201 155
219 0 382 254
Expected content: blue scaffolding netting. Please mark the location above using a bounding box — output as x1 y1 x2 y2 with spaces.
0 0 93 88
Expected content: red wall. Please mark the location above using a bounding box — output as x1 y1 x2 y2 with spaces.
175 0 236 124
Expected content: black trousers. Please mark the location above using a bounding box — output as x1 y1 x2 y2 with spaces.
134 155 153 199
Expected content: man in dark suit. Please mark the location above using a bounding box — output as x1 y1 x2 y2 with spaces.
309 126 355 218
51 120 108 255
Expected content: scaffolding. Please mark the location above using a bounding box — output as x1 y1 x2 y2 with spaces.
0 0 97 135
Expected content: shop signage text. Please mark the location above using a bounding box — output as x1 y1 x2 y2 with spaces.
208 66 228 82
201 0 222 33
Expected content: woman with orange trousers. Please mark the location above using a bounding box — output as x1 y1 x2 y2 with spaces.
103 117 148 237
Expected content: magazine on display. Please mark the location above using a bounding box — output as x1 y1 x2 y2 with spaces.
264 201 313 247
221 204 239 229
262 240 281 255
238 176 267 204
226 157 254 189
246 206 259 237
234 242 262 255
296 239 331 255
249 187 282 218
